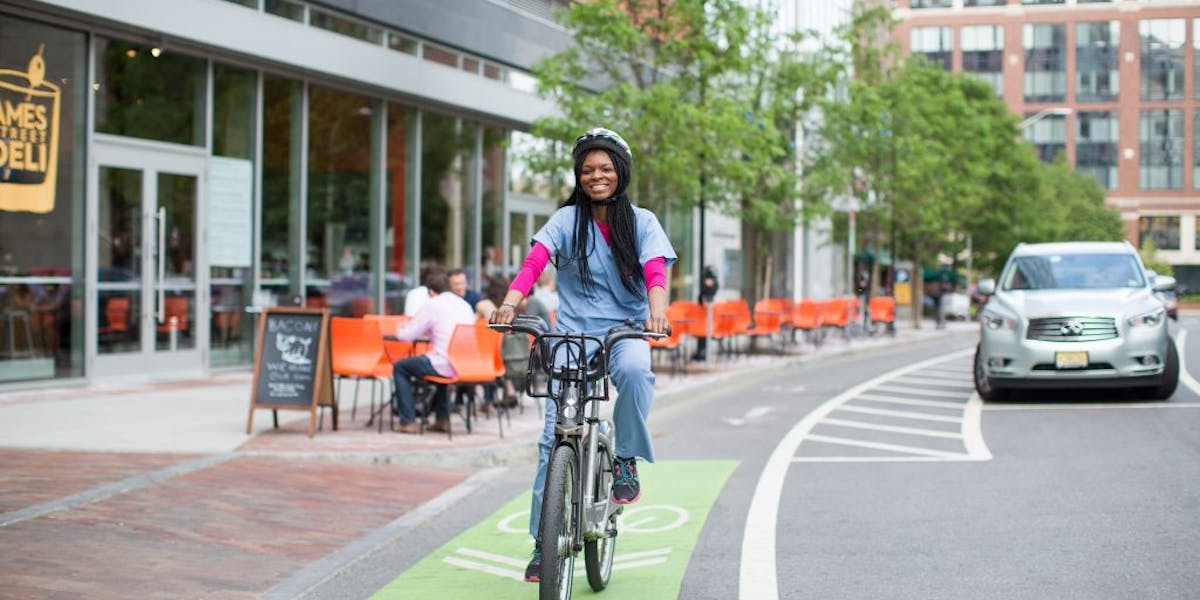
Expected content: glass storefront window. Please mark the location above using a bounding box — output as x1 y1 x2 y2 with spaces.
1140 109 1184 189
962 25 1004 97
1076 22 1119 102
95 38 205 146
0 14 87 382
306 85 376 316
421 112 475 275
1076 111 1119 190
211 64 256 366
1139 216 1180 250
482 127 507 280
261 75 303 306
1140 19 1185 101
1024 23 1066 103
385 102 417 314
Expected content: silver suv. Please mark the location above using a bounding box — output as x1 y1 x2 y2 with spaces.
973 241 1178 401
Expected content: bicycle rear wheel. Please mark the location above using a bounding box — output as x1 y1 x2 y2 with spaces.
584 441 616 591
540 445 577 600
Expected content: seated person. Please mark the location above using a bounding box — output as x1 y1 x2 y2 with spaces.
390 269 476 433
448 268 483 310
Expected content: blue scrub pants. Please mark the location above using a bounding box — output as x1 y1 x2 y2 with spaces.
528 338 655 539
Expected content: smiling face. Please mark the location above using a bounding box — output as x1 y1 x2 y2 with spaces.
579 150 618 203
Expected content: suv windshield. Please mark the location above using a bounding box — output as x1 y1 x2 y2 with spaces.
1001 253 1145 291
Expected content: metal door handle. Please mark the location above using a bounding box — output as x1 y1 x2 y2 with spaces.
156 206 166 323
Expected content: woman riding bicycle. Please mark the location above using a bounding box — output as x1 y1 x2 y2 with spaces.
490 127 675 583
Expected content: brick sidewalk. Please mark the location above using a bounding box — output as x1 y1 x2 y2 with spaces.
0 450 472 600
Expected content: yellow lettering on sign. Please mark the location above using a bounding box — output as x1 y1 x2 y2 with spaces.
0 44 60 214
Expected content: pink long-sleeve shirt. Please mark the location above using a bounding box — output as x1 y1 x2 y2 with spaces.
509 240 666 297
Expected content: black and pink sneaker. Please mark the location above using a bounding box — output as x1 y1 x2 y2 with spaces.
611 456 640 505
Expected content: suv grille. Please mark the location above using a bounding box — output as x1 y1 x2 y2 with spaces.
1026 317 1118 342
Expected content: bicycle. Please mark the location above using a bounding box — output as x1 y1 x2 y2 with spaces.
490 316 667 600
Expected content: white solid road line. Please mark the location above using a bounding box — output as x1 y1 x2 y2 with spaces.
820 416 964 439
739 348 975 600
802 433 969 459
854 393 966 410
835 403 963 423
961 393 993 460
872 384 970 398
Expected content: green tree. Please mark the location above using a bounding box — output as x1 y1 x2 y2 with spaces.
1139 238 1174 277
527 0 831 299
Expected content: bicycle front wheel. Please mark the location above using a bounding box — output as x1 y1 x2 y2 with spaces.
540 445 577 600
584 441 616 591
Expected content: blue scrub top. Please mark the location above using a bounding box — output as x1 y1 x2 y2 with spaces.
533 204 677 336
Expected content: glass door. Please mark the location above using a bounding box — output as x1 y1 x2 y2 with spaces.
93 143 206 376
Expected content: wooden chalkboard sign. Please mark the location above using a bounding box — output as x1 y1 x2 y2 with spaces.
246 307 335 437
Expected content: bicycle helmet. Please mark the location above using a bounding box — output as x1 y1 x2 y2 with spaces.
572 127 632 167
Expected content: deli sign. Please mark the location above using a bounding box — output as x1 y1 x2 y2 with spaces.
0 45 60 214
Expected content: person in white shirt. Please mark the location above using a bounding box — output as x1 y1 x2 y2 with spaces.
390 269 475 433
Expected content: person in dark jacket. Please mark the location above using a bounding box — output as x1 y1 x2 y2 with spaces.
691 265 719 361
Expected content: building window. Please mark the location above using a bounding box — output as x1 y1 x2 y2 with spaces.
94 38 206 146
264 0 304 21
1076 22 1119 102
1139 216 1180 250
1140 19 1186 101
385 103 417 314
421 112 477 274
1195 19 1200 100
1194 111 1200 189
305 85 377 314
962 25 1004 97
1024 24 1066 103
309 8 383 44
1076 112 1119 190
1022 0 1065 4
910 26 953 70
0 13 88 382
260 75 303 306
964 0 1005 7
1139 109 1184 190
1024 112 1067 163
910 0 953 8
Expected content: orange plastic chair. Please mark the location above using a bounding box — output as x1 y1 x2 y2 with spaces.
750 298 786 353
330 317 392 431
156 295 189 334
423 322 506 439
649 304 689 376
99 296 131 335
791 298 823 345
363 314 415 363
821 297 851 338
868 296 896 334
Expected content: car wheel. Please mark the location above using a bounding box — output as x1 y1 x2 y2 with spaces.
1139 338 1179 400
974 345 1009 402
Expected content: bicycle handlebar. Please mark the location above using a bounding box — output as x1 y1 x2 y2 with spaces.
489 317 669 349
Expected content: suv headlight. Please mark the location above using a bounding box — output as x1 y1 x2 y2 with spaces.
1127 308 1165 327
981 311 1016 331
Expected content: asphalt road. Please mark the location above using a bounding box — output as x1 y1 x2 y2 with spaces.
305 319 1200 599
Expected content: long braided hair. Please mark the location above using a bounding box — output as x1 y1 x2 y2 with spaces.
560 148 644 297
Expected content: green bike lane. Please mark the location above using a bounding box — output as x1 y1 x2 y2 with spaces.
372 460 736 599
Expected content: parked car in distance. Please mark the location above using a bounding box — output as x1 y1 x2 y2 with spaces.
943 292 971 321
974 241 1178 401
1153 286 1179 321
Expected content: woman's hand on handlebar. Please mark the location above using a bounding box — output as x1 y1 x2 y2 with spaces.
645 309 669 335
491 303 517 325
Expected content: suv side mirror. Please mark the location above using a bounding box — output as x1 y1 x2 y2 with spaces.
1153 274 1177 292
977 278 996 296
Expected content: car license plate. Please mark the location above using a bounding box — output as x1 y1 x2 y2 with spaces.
1055 351 1088 369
